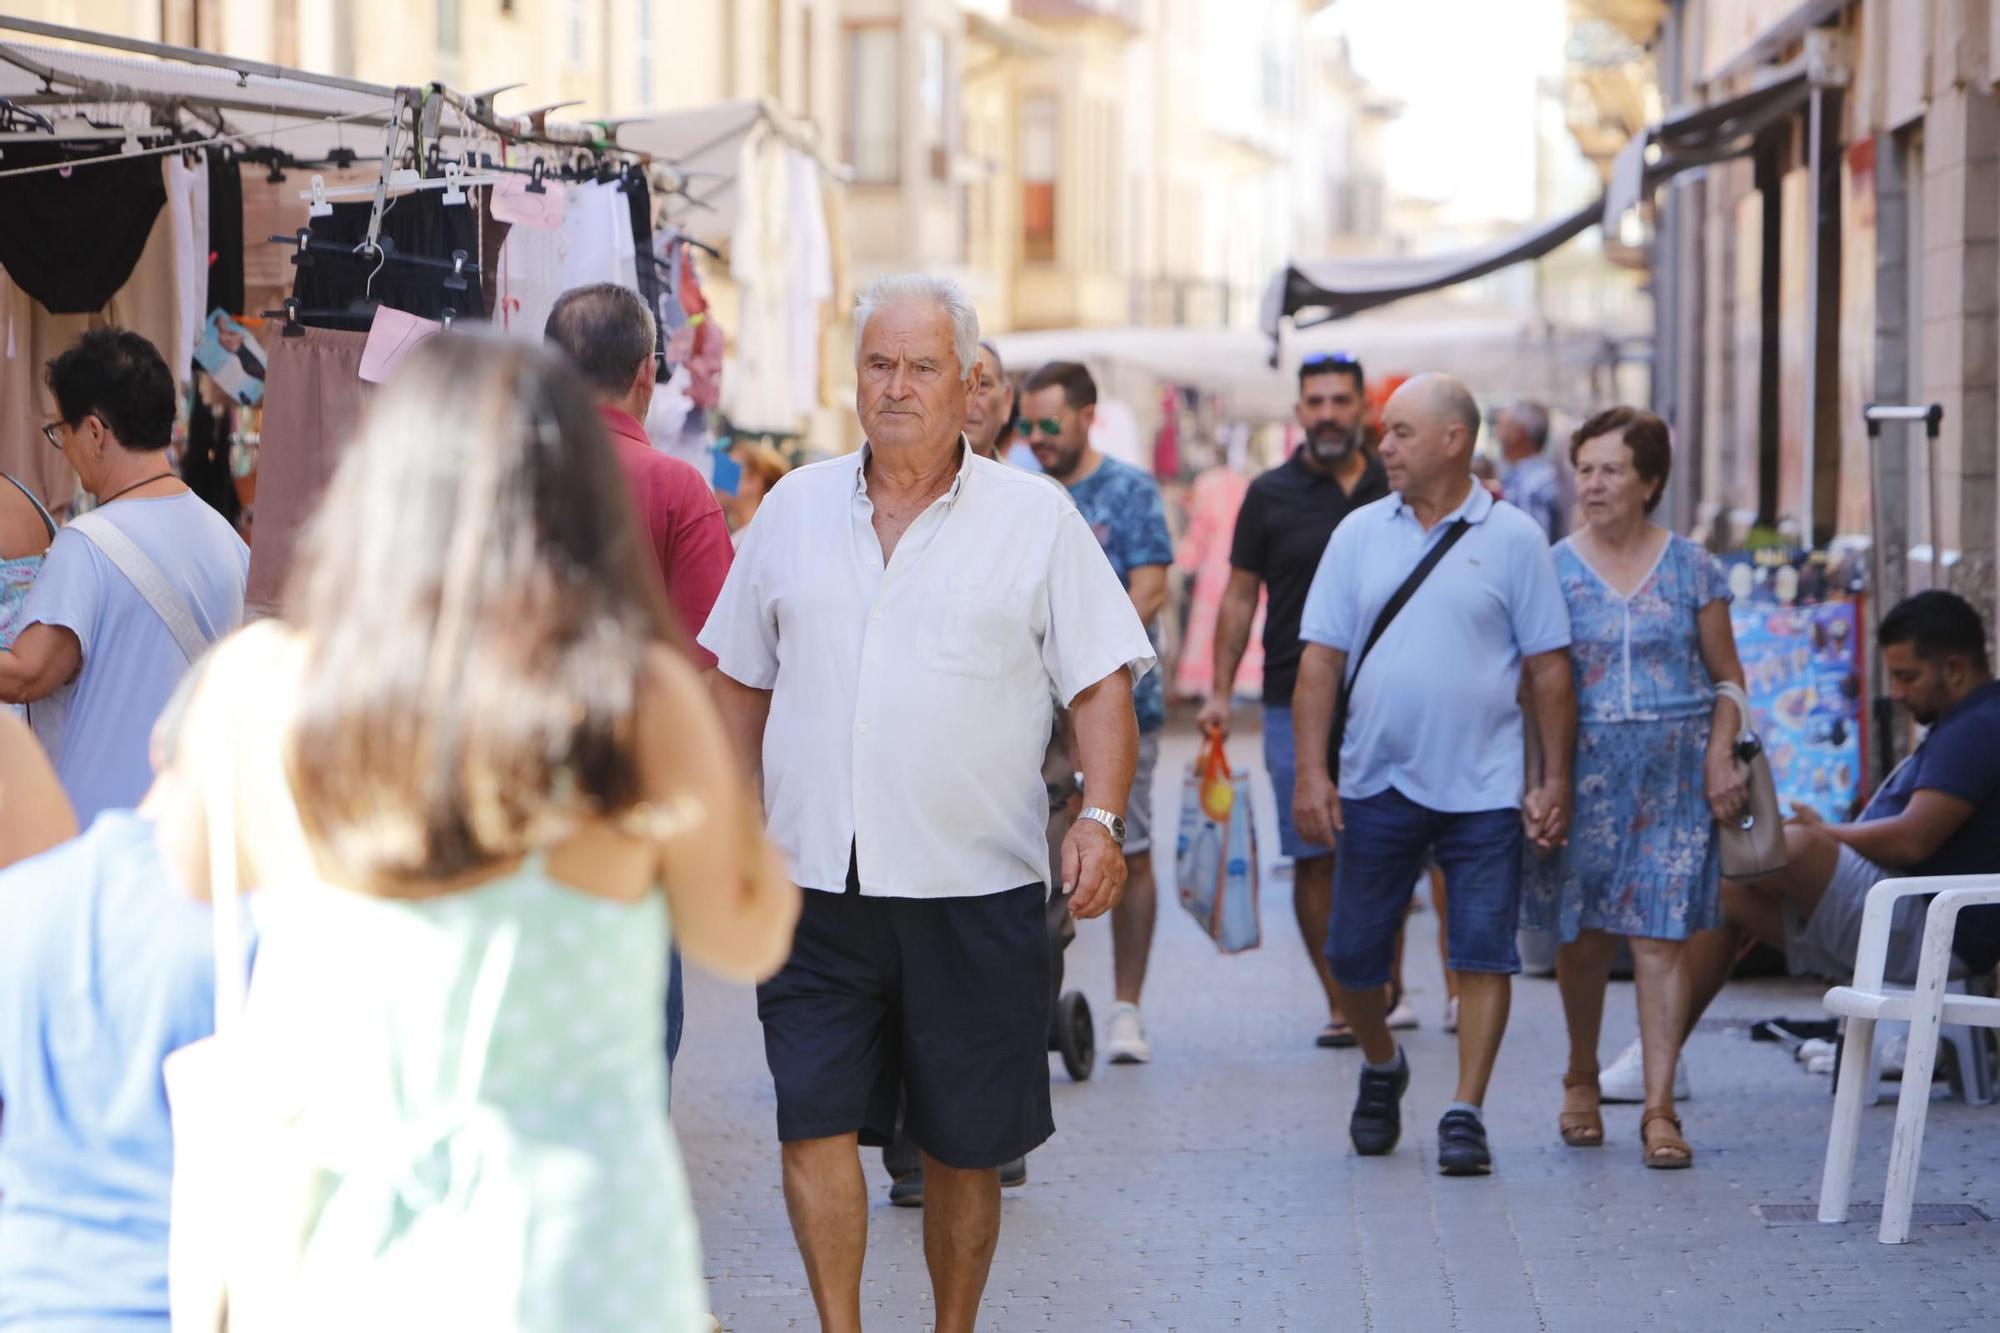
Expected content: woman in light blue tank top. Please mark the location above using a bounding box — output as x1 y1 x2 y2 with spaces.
190 333 799 1332
0 474 57 720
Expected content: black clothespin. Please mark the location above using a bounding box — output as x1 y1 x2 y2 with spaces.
441 308 457 331
266 158 288 183
258 296 307 338
425 142 442 178
526 159 547 194
444 249 469 293
286 228 315 268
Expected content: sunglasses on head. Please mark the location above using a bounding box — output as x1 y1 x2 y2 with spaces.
1015 416 1065 438
1301 351 1360 371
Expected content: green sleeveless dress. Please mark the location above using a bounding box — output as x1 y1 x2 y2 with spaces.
238 857 709 1330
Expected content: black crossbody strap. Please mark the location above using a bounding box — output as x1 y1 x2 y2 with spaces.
1330 517 1472 781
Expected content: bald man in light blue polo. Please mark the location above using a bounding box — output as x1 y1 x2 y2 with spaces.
1290 372 1576 1178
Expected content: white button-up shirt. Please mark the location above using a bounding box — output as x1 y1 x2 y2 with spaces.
699 443 1155 899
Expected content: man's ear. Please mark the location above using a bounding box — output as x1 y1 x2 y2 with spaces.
630 354 654 400
1079 403 1096 434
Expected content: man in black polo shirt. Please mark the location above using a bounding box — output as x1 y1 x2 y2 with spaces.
1199 352 1388 1045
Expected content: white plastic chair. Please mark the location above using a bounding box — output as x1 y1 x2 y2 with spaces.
1818 875 2000 1243
1858 979 1993 1107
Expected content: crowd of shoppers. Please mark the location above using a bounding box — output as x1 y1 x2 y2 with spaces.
0 270 1996 1332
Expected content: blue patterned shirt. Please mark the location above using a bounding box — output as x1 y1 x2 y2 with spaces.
1064 456 1173 732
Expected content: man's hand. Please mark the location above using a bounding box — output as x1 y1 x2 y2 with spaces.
1062 818 1128 919
1196 693 1232 738
1786 802 1825 829
1294 769 1342 848
1523 781 1570 853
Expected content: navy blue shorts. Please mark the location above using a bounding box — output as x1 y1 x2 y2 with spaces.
1329 787 1524 990
755 853 1054 1170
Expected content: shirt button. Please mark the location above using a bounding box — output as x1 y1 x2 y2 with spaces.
871 610 882 622
856 723 869 734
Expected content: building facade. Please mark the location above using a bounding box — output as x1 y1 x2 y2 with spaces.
1565 0 2000 775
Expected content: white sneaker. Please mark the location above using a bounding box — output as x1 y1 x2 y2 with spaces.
1598 1038 1690 1103
1386 996 1420 1030
1106 1002 1151 1064
1443 996 1459 1034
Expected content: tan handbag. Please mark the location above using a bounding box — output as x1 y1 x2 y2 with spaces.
1712 681 1787 880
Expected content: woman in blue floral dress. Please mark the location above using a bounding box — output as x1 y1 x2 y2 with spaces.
1522 408 1748 1170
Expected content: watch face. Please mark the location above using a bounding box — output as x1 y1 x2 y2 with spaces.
1111 816 1127 840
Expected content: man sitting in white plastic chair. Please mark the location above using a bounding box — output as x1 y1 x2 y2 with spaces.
1606 591 2000 1102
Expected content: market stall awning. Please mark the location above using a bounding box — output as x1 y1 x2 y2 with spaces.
1604 69 1813 223
1263 68 1820 342
0 34 405 160
1260 200 1602 337
996 310 1624 422
611 98 839 247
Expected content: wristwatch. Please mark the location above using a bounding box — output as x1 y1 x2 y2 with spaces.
1078 807 1126 846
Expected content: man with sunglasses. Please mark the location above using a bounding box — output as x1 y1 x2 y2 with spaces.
0 329 248 826
1198 352 1390 1045
1019 360 1174 1065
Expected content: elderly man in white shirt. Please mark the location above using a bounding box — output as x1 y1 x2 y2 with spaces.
701 273 1152 1333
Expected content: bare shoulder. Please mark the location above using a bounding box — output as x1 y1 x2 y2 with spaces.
0 482 50 561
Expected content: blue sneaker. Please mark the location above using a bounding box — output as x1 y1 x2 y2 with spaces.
1350 1055 1409 1156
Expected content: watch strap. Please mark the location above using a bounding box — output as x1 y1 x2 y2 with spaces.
1079 806 1125 845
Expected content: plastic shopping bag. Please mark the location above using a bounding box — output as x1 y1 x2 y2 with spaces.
1174 732 1261 953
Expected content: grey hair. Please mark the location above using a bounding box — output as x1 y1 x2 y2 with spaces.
544 283 657 398
854 273 981 383
1507 399 1550 450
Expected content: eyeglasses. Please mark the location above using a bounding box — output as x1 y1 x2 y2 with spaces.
1015 416 1065 439
42 413 94 450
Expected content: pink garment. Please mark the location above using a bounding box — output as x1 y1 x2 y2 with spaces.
247 327 371 615
1174 466 1264 701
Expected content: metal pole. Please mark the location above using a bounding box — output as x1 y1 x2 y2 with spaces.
0 13 392 97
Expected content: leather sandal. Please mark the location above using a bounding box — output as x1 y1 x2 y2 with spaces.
1641 1106 1693 1169
1559 1068 1604 1147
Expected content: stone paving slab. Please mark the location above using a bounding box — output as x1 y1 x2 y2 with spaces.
673 719 2000 1331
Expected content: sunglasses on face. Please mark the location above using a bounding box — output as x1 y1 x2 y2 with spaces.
1015 416 1065 438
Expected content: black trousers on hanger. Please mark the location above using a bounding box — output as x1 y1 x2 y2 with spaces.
290 192 486 330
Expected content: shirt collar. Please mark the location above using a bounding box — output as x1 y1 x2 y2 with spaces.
1392 477 1494 526
596 404 649 448
854 436 976 506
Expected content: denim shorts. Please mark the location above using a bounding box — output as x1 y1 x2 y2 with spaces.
1329 787 1523 989
1261 704 1333 861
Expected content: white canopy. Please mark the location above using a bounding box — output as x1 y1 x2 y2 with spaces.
0 35 414 162
995 309 1624 422
612 98 837 248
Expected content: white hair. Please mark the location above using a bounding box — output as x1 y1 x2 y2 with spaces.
854 273 981 383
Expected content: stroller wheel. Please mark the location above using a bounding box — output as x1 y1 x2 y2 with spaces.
1056 991 1094 1082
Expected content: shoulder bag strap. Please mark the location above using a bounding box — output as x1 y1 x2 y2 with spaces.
2 473 58 541
1329 518 1473 782
68 510 214 664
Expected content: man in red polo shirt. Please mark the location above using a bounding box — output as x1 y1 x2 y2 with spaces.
546 283 733 667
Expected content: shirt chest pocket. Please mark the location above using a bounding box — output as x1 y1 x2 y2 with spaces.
920 575 1014 679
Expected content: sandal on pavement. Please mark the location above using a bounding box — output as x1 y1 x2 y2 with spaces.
1641 1106 1693 1169
1559 1068 1604 1148
1317 1020 1357 1049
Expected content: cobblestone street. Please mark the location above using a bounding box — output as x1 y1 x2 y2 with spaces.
675 719 2000 1332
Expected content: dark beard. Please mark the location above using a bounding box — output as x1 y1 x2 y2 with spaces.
1305 425 1357 464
